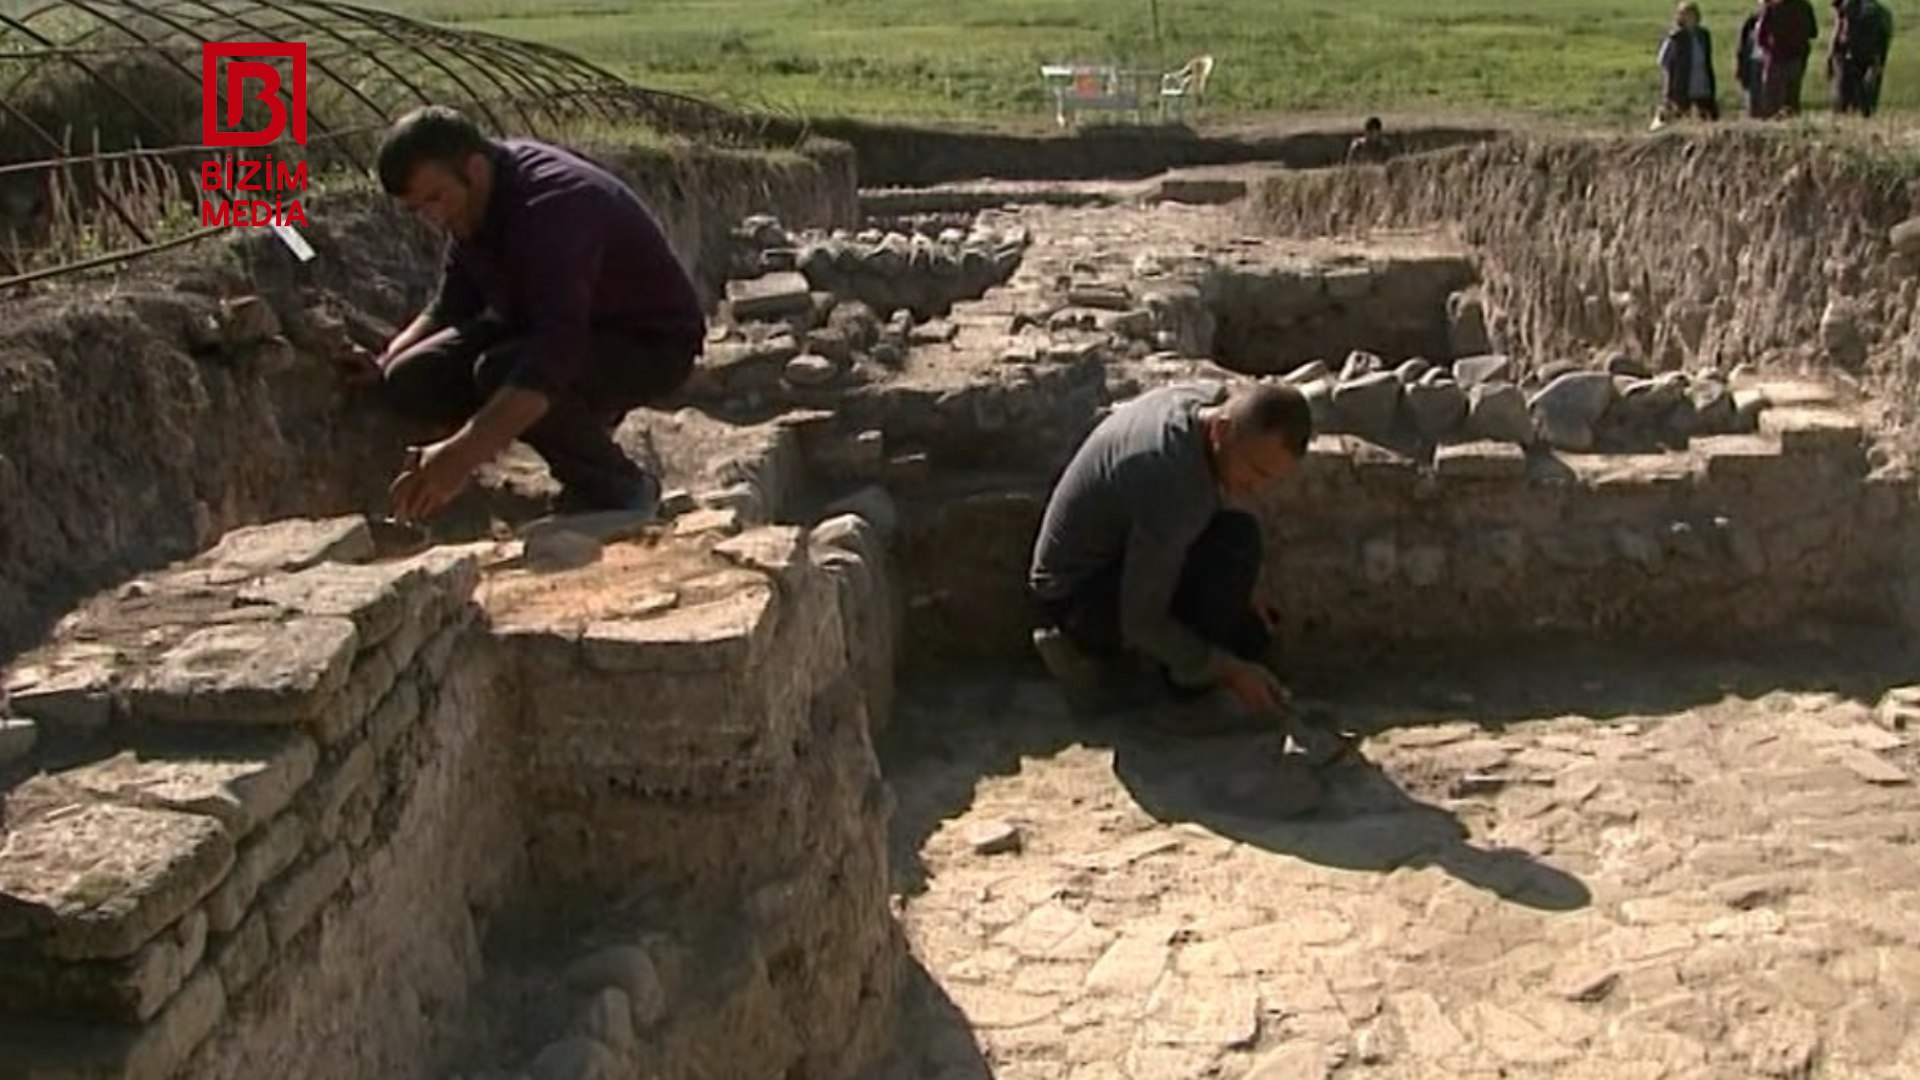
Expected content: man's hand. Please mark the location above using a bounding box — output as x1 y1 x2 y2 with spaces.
388 437 479 523
332 344 384 388
1255 598 1282 634
1216 655 1289 715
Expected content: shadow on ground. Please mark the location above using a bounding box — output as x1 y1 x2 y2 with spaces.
1105 727 1591 911
882 632 1915 905
854 959 991 1080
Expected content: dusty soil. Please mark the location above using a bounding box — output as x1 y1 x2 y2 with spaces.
868 638 1920 1079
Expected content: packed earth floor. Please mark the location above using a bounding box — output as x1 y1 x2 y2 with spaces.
867 641 1920 1080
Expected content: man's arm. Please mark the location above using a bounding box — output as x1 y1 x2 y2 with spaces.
383 240 482 364
437 197 603 466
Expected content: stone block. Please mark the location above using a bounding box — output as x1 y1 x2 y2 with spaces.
712 526 807 583
0 797 234 959
0 963 227 1080
367 677 423 760
0 716 37 765
62 735 316 839
1759 406 1866 458
304 743 376 849
1434 441 1527 481
212 910 271 992
565 945 667 1028
5 650 118 732
263 846 349 948
530 1036 623 1080
579 588 774 675
201 516 373 574
235 562 418 647
726 271 814 321
1322 266 1374 301
0 906 204 1022
315 642 403 745
1699 435 1780 484
203 811 307 934
129 616 359 726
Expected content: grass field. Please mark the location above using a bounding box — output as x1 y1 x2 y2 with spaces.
366 0 1920 127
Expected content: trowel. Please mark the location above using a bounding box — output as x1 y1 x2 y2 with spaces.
368 515 433 558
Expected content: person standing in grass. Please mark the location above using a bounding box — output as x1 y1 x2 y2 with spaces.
1737 0 1770 116
1657 3 1722 123
1757 0 1821 116
1829 0 1894 117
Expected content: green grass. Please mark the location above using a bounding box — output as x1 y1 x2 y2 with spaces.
361 0 1920 126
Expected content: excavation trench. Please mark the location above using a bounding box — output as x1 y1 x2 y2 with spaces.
4 131 1920 1080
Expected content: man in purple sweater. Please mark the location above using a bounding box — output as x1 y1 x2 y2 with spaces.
362 106 706 523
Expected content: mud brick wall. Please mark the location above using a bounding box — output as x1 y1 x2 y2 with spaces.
0 517 507 1080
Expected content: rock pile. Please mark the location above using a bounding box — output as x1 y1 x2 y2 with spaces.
727 212 1029 322
1275 350 1770 453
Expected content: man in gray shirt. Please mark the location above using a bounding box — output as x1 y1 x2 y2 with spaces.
1029 379 1313 734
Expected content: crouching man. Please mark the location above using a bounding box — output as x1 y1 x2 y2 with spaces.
1028 380 1345 760
359 105 707 525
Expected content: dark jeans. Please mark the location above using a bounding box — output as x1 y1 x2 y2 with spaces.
1035 510 1272 685
381 313 698 510
1761 56 1809 116
1836 62 1883 116
1663 95 1720 121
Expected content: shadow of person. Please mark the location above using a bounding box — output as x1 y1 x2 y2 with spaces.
1105 723 1591 912
853 958 992 1080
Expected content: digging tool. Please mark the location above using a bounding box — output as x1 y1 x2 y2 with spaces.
1279 697 1366 767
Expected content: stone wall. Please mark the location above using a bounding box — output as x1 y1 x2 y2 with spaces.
1205 253 1477 372
1247 130 1920 388
896 375 1919 669
0 507 904 1080
0 139 859 665
0 518 503 1080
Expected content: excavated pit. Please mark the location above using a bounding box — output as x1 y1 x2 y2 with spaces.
7 128 1920 1080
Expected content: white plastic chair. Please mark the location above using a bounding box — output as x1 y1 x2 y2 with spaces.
1160 55 1215 122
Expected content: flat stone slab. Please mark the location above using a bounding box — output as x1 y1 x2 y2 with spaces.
199 516 373 574
60 736 317 838
0 793 234 959
127 616 359 726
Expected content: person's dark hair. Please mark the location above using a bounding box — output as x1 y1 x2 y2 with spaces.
376 105 494 195
1363 116 1383 134
1226 382 1314 458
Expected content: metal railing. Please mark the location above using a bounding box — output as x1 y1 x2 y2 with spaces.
0 0 780 289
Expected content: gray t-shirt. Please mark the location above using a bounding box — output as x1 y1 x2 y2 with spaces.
1029 381 1226 682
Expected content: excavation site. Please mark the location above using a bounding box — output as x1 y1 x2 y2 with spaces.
4 7 1920 1080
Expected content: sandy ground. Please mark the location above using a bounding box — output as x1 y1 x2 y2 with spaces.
866 638 1920 1079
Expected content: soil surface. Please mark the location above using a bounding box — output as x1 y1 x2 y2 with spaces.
867 639 1920 1079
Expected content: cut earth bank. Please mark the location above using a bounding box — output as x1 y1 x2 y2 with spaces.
3 122 1920 1080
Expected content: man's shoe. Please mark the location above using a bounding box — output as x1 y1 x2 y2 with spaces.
549 472 661 519
1032 627 1136 716
1284 722 1356 766
520 476 661 545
